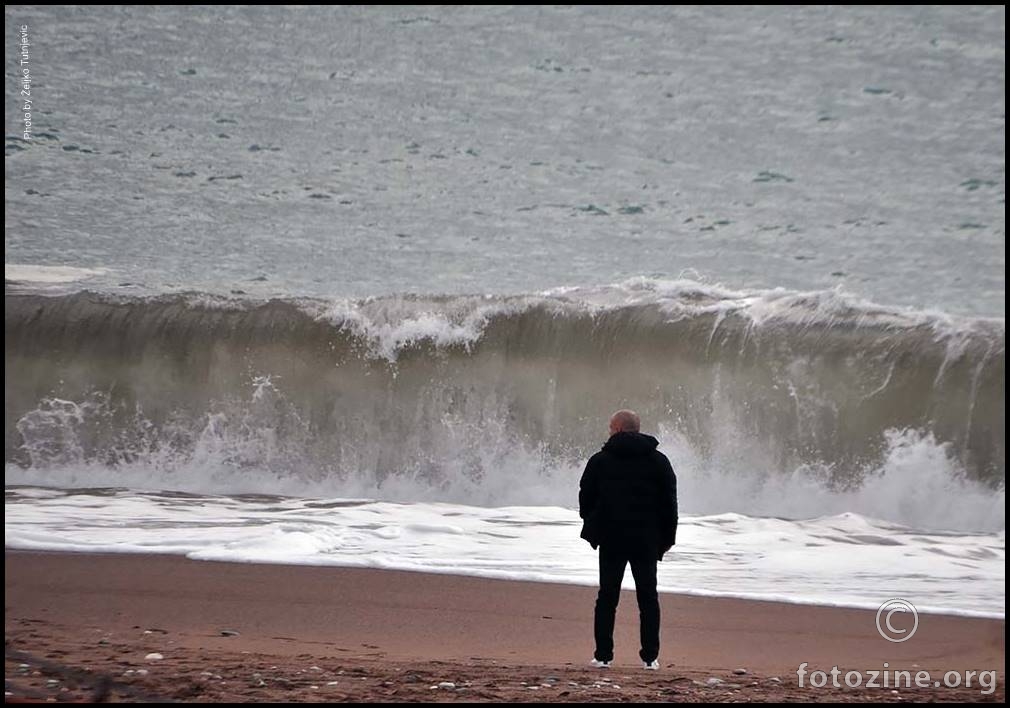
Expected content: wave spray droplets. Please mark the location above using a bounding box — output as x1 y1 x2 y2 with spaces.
5 279 1005 532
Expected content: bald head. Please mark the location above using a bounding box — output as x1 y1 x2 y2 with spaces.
609 409 641 436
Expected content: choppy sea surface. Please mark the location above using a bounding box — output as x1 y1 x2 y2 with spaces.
5 6 1005 617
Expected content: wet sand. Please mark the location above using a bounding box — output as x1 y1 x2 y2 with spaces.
4 551 1004 702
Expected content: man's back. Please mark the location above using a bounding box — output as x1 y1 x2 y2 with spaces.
579 431 678 556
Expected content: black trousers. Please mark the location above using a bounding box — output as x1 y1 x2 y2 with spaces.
593 543 660 663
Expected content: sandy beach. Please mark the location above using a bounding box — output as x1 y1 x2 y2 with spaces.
4 551 1004 702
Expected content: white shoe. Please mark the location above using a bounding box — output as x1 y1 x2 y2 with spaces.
589 659 612 668
643 660 660 670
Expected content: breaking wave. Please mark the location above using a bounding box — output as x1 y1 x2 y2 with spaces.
5 279 1004 531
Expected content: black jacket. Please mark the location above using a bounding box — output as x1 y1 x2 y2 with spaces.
578 432 678 559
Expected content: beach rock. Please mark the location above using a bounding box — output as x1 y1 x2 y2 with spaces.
706 677 724 686
144 652 164 661
220 629 240 637
733 668 748 675
437 682 456 690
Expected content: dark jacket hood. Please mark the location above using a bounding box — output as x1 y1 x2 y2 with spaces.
602 431 659 457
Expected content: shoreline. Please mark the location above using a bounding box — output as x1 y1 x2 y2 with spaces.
5 544 1003 621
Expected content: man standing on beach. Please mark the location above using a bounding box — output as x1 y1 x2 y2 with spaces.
578 409 678 670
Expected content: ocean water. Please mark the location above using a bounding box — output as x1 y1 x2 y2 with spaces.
4 6 1005 616
5 5 1004 314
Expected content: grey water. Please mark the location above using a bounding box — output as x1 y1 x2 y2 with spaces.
5 5 1005 316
